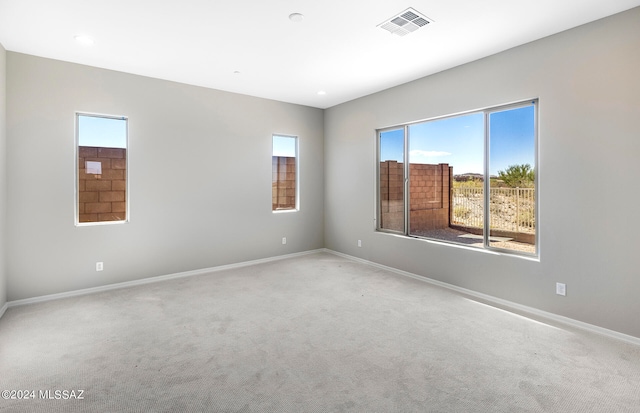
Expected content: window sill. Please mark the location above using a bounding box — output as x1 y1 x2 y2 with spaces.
376 230 539 262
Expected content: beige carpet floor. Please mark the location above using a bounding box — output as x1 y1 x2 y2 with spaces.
0 252 639 412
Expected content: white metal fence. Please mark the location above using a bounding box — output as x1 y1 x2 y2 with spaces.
451 187 535 233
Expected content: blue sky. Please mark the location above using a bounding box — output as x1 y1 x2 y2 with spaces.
489 105 535 175
273 135 297 157
380 105 535 176
409 113 484 175
78 115 127 148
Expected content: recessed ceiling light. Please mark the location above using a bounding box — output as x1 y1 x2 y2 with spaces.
317 90 326 96
289 13 304 23
74 35 94 45
233 70 241 74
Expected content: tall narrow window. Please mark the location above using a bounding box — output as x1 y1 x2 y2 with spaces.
378 128 405 232
272 135 298 211
487 104 536 253
377 100 538 257
76 113 128 224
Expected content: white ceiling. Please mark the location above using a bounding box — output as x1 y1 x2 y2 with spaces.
1 0 639 109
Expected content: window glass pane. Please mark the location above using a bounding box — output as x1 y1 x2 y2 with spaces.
272 135 297 211
273 135 296 157
77 114 128 224
488 104 536 254
379 129 405 232
408 113 485 245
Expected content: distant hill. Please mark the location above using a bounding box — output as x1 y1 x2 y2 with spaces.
454 173 483 182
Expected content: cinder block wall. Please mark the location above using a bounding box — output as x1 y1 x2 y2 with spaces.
409 163 451 232
379 160 404 231
78 146 126 222
272 156 296 210
379 161 451 232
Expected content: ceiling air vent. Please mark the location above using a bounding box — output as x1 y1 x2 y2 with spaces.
378 8 433 37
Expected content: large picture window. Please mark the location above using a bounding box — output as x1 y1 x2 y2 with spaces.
76 113 128 225
377 100 537 256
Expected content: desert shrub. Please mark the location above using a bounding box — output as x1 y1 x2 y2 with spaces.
497 164 535 188
453 178 483 189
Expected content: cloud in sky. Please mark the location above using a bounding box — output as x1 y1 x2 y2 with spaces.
410 150 452 157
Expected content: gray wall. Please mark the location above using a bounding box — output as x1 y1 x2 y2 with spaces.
6 53 324 300
324 8 640 338
3 8 639 341
0 43 6 310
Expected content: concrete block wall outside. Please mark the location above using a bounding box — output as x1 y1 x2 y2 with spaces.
78 146 127 223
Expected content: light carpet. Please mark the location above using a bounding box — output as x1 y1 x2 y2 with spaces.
0 252 638 412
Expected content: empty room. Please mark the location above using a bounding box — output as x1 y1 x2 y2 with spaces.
1 1 639 412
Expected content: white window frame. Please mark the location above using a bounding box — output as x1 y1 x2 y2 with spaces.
376 100 539 258
75 112 129 226
272 134 299 213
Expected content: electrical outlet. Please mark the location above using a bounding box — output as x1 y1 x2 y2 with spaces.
282 237 287 245
357 240 362 247
556 282 566 296
96 262 103 272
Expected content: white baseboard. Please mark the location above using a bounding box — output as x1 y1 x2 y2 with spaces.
5 247 639 347
5 249 324 309
323 248 640 347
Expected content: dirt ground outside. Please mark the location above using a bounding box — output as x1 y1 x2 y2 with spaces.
412 227 536 254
